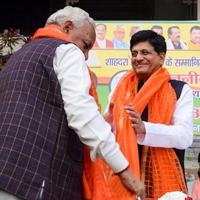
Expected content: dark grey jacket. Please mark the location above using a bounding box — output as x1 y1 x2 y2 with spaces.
0 38 83 200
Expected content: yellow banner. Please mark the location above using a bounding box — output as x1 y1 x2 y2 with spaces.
88 21 200 135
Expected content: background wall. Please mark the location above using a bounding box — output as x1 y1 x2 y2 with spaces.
0 0 197 35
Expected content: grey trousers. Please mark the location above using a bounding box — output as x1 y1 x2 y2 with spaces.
0 190 21 200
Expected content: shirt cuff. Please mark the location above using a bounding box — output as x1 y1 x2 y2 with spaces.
78 113 129 173
105 149 129 173
137 121 148 144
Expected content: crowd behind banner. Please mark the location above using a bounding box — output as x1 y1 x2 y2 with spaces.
87 21 200 195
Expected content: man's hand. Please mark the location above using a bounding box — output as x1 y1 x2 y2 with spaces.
125 105 146 135
118 167 145 200
104 102 114 124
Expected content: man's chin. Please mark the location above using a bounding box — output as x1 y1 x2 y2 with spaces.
134 70 150 79
135 69 147 74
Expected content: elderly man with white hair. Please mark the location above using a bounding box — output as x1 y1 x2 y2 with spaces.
0 6 145 200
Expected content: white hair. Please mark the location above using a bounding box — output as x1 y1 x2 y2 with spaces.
46 6 95 28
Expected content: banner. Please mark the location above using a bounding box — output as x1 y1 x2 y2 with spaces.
87 21 200 136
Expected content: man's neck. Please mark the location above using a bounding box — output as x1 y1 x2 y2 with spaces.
172 41 180 48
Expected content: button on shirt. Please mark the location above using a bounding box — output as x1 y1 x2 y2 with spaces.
53 43 128 173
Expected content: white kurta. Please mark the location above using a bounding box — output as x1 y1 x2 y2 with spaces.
53 43 128 173
109 71 193 149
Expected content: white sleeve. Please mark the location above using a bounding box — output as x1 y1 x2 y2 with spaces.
53 43 128 173
138 84 193 149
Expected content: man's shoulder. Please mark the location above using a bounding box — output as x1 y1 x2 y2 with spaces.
169 79 186 100
32 37 70 46
169 79 186 86
105 39 114 48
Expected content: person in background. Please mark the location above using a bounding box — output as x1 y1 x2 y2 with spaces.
129 25 143 37
105 30 193 199
112 24 129 49
188 26 200 50
151 25 163 35
166 26 188 50
0 6 145 200
93 24 114 48
192 152 200 200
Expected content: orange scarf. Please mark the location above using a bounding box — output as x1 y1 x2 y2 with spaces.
32 24 102 199
112 68 187 199
32 24 72 42
83 67 187 200
32 24 99 108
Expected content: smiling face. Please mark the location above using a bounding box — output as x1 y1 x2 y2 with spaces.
190 29 200 45
114 26 126 42
169 28 181 43
64 20 96 60
131 41 165 81
95 24 106 40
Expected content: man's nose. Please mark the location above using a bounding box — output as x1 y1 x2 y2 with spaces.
135 53 144 60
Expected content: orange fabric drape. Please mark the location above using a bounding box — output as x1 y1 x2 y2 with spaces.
83 69 103 199
83 67 187 200
112 68 187 199
32 24 72 42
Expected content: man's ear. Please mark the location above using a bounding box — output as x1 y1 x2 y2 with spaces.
63 21 74 33
159 52 166 66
